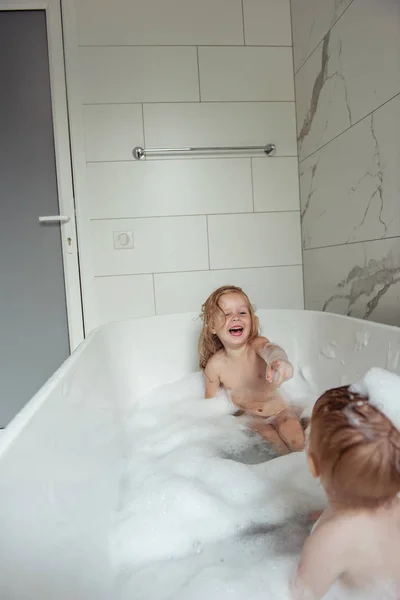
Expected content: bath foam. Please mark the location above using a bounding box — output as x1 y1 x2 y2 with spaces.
111 373 350 600
350 367 400 430
281 364 318 421
320 344 337 360
355 330 371 352
298 364 315 390
386 343 400 372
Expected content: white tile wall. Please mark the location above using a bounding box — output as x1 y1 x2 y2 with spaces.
296 0 400 161
93 275 155 327
291 0 352 71
300 94 400 250
154 266 304 315
252 157 300 212
143 103 297 155
70 0 302 329
83 104 143 162
91 216 209 276
198 47 294 101
243 0 292 46
303 237 400 326
76 0 244 46
293 0 400 327
80 46 199 104
87 159 253 218
208 212 302 269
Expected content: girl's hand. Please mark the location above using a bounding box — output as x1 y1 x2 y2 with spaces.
266 360 294 386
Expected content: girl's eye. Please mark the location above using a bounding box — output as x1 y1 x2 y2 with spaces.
240 311 247 315
224 313 230 317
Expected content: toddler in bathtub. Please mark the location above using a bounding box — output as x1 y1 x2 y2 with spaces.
198 285 305 455
292 368 400 600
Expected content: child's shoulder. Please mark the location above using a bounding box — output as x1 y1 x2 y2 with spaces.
251 335 269 350
205 349 225 371
311 511 359 551
207 348 225 365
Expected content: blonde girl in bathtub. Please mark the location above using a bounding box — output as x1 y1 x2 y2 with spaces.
292 368 400 600
198 285 305 455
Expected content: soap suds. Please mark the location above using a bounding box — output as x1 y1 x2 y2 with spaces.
343 405 362 428
350 368 400 430
386 343 400 371
320 344 336 360
355 331 371 352
110 369 398 600
111 373 325 600
299 365 315 389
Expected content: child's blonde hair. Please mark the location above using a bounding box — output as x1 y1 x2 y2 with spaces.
309 386 400 509
198 285 259 370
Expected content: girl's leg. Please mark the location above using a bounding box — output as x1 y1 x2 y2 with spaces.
250 417 290 455
275 410 305 452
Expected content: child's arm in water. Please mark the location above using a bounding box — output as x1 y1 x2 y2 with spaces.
253 336 294 386
204 355 221 398
291 521 348 600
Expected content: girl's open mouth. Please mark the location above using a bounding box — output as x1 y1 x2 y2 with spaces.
229 326 243 336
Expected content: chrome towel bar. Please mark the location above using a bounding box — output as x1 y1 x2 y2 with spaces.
132 142 276 160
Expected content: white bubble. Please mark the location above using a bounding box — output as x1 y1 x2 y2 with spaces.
111 373 327 599
350 368 400 430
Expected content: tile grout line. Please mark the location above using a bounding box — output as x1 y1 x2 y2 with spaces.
299 91 400 164
205 215 211 269
90 210 301 221
83 100 296 106
250 158 255 212
94 263 304 279
141 103 146 147
78 44 293 48
87 155 298 164
152 273 157 314
303 234 400 252
241 0 246 45
289 0 306 309
196 46 202 101
294 0 356 76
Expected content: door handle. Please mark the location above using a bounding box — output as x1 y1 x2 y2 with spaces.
39 215 70 223
38 215 74 254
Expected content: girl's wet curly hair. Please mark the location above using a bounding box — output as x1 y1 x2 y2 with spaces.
198 285 259 370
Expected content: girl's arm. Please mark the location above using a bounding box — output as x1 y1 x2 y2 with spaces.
204 358 221 398
253 337 293 385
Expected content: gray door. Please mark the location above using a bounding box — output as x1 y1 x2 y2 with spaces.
0 10 71 426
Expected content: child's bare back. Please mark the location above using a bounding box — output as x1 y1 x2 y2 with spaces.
296 504 400 599
199 286 305 455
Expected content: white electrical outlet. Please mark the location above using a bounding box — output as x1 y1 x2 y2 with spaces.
113 230 134 250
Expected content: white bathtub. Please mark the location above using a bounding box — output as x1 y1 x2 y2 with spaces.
0 309 399 600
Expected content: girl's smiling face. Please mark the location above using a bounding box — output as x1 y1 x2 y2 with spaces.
211 292 252 348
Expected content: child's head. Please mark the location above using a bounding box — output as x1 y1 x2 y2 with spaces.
198 285 259 369
308 385 400 509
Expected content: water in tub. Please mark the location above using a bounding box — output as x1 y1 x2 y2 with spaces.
109 371 385 600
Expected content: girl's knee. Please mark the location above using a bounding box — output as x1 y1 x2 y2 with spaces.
279 416 305 451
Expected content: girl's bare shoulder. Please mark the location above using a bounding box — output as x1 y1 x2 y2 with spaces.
205 349 226 370
252 336 270 350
